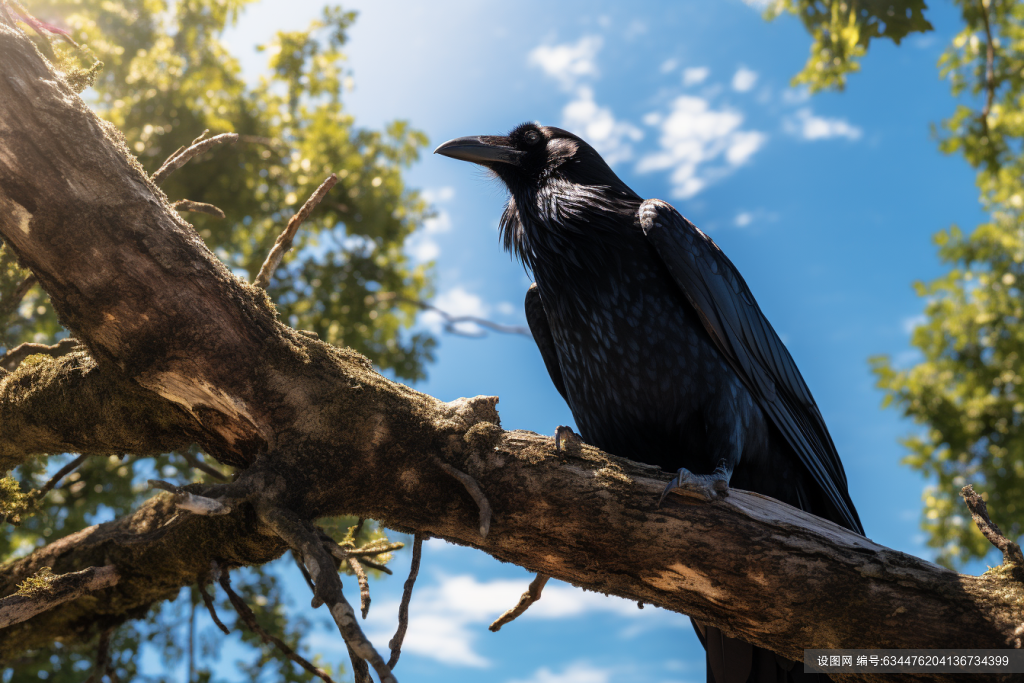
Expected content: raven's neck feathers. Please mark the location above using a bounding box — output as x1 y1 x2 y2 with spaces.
499 175 642 275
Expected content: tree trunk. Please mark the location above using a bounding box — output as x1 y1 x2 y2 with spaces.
0 15 1021 683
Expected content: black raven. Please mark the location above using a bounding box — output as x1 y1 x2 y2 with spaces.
436 123 862 683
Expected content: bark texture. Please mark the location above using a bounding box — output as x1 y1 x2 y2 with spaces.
0 15 1021 683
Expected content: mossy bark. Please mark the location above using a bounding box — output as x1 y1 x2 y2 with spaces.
0 14 1021 683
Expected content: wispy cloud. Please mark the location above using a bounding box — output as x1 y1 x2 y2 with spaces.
528 36 603 90
784 108 862 141
362 571 686 668
731 67 758 92
660 58 678 74
637 95 767 198
562 87 643 165
420 287 490 336
741 0 772 8
507 662 613 683
682 66 709 86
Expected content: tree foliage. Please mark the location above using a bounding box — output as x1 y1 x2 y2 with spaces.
779 1 1024 567
1 0 431 679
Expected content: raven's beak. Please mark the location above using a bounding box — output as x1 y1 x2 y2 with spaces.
434 136 523 166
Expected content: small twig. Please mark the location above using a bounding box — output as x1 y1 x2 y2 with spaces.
346 542 405 558
172 199 225 219
0 565 119 629
357 557 393 575
254 174 338 289
961 485 1024 567
348 556 371 619
293 550 317 596
368 292 531 338
180 451 227 481
35 453 88 499
147 480 232 516
0 273 36 319
0 337 79 372
197 578 230 635
489 573 550 632
151 132 238 185
217 563 336 683
433 456 491 538
387 533 423 670
257 505 397 683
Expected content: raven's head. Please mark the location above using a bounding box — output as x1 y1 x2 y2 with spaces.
435 123 639 268
434 122 626 193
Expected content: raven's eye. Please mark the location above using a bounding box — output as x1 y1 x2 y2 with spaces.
524 129 541 145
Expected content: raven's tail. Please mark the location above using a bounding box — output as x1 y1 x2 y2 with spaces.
692 621 830 683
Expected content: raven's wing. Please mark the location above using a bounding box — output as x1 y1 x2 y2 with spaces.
639 199 863 534
525 283 568 402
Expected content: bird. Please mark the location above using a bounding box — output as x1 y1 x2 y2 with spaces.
435 123 862 683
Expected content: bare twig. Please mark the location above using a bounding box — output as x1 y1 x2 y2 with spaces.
151 132 239 185
257 505 397 683
489 573 550 632
292 549 317 596
357 557 393 575
369 291 531 338
961 485 1024 568
197 578 230 635
217 563 335 683
433 456 491 538
387 533 423 670
346 542 405 558
254 174 338 289
35 453 88 499
180 451 227 481
172 199 225 219
979 0 997 138
348 556 371 619
0 273 36 319
0 337 79 372
346 643 373 683
147 480 232 515
0 565 119 629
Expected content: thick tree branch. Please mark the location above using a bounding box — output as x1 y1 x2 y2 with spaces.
0 337 79 372
0 15 1022 682
0 565 119 629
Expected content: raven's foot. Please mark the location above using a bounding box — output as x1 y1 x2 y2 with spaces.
554 425 583 453
658 459 730 506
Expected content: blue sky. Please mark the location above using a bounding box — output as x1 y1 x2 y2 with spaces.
188 1 996 682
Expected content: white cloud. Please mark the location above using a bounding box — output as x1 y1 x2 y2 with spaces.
735 211 753 227
421 287 489 335
784 108 862 141
741 0 772 8
682 66 709 86
637 95 767 198
781 87 811 105
496 301 516 316
408 186 455 261
660 58 678 74
731 67 758 92
409 236 440 262
422 186 455 204
508 663 613 683
528 36 603 90
562 87 643 165
363 571 686 668
902 314 927 334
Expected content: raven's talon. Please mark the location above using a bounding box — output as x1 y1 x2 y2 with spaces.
554 425 582 453
657 463 730 507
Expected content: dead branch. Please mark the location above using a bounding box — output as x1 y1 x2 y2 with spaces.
196 577 229 635
147 480 232 516
961 484 1024 569
0 273 35 319
151 132 239 185
489 573 550 632
0 337 78 372
216 563 335 683
172 199 225 218
0 565 118 629
256 505 396 683
179 450 227 481
348 556 371 618
369 291 531 338
387 533 422 670
253 173 338 289
434 456 491 538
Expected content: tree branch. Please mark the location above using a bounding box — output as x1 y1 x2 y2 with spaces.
0 337 79 372
1 16 1023 682
151 132 238 185
489 573 549 632
0 273 35 319
0 565 119 629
